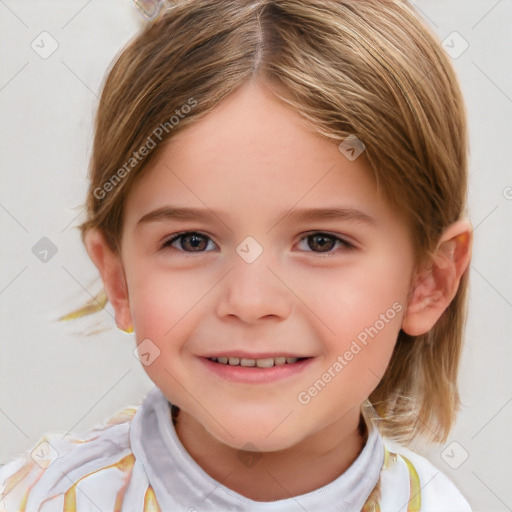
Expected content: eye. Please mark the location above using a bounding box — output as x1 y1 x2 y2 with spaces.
296 232 355 254
160 231 217 253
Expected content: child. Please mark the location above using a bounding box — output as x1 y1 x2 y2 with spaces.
1 0 473 510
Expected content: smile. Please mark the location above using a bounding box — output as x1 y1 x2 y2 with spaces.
201 355 314 384
208 356 309 368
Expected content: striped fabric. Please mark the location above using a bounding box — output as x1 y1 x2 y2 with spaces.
0 444 419 511
0 389 471 511
362 448 422 511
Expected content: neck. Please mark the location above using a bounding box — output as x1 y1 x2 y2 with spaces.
173 407 367 502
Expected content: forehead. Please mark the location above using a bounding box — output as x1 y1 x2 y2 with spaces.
123 80 393 229
170 79 320 159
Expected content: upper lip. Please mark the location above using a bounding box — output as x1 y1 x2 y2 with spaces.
203 352 312 359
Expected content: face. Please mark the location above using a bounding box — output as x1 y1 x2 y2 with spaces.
119 79 416 451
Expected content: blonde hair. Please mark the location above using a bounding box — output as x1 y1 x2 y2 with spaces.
78 0 469 444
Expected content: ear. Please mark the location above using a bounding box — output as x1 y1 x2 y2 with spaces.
401 219 472 336
83 228 133 331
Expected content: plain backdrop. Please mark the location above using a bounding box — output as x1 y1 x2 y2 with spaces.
1 1 511 510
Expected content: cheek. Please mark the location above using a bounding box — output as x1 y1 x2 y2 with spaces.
127 265 220 392
128 262 209 337
128 271 203 395
303 258 408 335
297 256 408 384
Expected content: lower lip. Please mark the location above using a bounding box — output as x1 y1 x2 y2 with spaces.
199 357 314 384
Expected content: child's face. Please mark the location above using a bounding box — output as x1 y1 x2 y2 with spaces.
119 80 416 451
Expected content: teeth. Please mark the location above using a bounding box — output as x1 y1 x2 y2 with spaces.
210 356 304 367
256 358 274 368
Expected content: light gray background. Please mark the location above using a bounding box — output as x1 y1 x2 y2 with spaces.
1 1 511 510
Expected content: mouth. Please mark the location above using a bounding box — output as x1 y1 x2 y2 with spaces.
201 354 315 384
207 356 311 368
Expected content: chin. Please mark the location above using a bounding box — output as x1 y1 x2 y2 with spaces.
204 414 305 453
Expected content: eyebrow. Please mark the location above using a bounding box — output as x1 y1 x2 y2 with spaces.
282 207 377 226
137 207 228 226
136 206 377 227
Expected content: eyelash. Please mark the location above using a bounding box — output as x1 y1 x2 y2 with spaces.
159 231 356 256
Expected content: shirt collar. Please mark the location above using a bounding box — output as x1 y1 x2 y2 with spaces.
130 386 384 511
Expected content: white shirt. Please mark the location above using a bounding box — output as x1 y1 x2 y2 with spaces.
0 386 471 511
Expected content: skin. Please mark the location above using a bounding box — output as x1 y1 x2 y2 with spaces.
85 78 472 501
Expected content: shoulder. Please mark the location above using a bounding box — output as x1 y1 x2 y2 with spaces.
379 440 472 512
402 448 471 510
0 403 152 511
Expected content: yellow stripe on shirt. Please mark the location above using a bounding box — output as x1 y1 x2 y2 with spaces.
401 454 421 512
63 453 136 511
143 485 161 512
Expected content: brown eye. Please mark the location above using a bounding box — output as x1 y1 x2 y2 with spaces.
307 233 336 252
161 232 215 252
297 232 355 254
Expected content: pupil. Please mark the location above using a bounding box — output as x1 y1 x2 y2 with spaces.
184 234 206 251
310 234 334 252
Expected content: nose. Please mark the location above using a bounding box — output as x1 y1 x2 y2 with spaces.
215 251 293 324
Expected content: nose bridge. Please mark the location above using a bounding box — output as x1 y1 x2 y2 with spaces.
216 239 291 322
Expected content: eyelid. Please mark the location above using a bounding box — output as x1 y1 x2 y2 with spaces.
159 230 218 252
295 231 357 253
158 230 358 255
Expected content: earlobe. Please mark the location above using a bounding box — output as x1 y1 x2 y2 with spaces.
84 228 133 331
401 220 472 336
